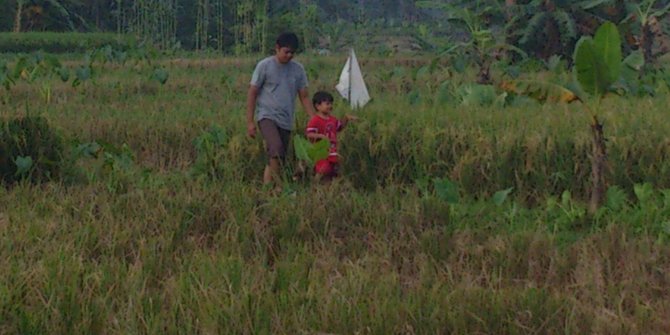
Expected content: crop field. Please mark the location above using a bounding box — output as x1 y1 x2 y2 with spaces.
2 53 670 334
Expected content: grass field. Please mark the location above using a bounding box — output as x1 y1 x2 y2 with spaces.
1 54 670 334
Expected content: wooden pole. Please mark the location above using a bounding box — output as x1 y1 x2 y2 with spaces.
14 0 24 33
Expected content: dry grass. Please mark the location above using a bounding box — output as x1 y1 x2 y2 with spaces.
1 54 670 334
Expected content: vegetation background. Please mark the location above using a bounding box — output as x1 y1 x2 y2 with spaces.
2 0 670 334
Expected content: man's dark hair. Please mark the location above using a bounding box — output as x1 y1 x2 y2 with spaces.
312 91 334 107
276 32 299 50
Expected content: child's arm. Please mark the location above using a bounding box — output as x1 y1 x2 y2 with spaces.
306 117 328 141
306 132 329 141
338 114 358 131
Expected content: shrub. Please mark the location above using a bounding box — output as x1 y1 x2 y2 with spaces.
0 116 63 184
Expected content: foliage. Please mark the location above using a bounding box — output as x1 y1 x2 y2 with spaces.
293 135 329 167
500 80 579 103
2 54 670 333
0 32 133 53
456 84 506 107
0 116 63 185
150 67 169 85
573 21 623 97
508 0 641 62
621 0 670 64
419 0 526 84
190 125 227 179
433 177 460 204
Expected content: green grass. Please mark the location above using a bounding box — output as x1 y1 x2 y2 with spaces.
1 54 670 333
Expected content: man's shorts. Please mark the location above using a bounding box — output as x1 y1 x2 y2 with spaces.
314 159 339 177
258 119 291 159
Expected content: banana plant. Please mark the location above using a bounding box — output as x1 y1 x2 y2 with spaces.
502 21 622 214
511 0 616 60
418 0 526 84
621 0 670 64
574 21 622 214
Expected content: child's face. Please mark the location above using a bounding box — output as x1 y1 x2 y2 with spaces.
316 100 333 115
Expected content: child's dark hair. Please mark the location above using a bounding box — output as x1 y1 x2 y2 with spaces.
276 32 299 50
312 91 334 107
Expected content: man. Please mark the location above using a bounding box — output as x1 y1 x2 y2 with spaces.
246 32 315 188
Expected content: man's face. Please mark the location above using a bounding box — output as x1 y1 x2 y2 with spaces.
275 46 295 64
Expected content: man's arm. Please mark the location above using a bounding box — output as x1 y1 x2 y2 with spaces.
298 87 315 118
246 85 259 138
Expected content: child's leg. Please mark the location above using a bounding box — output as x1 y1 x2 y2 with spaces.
314 160 334 183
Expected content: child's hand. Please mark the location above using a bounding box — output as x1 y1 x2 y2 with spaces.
344 114 358 121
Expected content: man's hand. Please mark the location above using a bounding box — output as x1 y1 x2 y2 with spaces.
246 85 259 138
247 121 256 138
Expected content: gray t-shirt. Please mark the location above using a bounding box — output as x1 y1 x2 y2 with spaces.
250 56 308 130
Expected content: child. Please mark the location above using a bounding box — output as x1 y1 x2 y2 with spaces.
305 91 356 180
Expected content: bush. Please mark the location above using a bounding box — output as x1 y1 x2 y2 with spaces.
0 116 63 184
0 32 134 54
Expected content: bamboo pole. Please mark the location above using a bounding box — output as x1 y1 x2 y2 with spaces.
14 0 24 33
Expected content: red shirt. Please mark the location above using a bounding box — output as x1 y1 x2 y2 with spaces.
306 115 343 162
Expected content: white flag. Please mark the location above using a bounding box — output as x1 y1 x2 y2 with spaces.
336 49 370 109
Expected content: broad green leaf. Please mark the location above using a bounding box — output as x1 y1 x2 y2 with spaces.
408 90 421 105
434 177 459 204
437 81 454 104
574 37 607 96
623 50 644 71
492 187 514 206
574 21 622 97
57 67 70 82
593 21 622 86
14 156 33 177
578 0 614 10
294 135 312 164
561 190 572 207
74 142 102 159
151 67 169 85
634 182 654 206
293 135 329 167
500 80 579 103
44 55 62 70
308 139 330 163
415 65 430 79
605 185 627 211
458 84 497 106
75 66 91 81
662 189 670 208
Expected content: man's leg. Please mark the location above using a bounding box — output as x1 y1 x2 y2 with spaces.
258 119 290 188
263 158 281 185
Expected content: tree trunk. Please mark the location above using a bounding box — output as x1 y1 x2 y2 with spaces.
641 22 654 65
589 116 607 215
14 0 24 33
476 61 491 84
504 0 516 19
